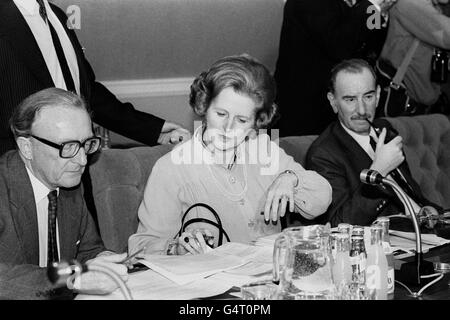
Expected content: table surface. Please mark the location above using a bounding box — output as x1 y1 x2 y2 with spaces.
203 244 450 301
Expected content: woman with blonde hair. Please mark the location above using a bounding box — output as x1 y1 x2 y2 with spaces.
128 54 332 255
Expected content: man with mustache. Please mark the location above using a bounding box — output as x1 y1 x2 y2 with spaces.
0 88 128 299
305 59 437 226
274 0 396 138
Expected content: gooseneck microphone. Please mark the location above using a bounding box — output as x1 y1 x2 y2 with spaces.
359 169 384 185
360 169 422 253
47 259 133 300
360 169 435 286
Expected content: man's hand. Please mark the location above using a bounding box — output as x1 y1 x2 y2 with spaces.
75 252 129 295
370 128 405 176
158 121 191 145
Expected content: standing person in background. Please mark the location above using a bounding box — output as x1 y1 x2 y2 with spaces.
378 0 450 115
274 0 396 137
0 0 190 156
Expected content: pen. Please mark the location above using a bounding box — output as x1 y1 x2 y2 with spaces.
120 247 145 265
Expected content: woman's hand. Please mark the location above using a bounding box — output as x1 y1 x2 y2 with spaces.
176 230 214 255
263 171 298 224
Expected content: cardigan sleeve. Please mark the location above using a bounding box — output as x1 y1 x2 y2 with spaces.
128 157 184 255
258 135 333 220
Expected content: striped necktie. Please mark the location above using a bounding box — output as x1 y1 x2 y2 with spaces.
47 190 59 266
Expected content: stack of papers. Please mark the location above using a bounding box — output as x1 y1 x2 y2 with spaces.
209 242 274 284
253 232 281 248
389 230 450 259
139 250 247 285
76 269 234 300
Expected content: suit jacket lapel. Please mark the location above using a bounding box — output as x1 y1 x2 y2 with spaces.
0 0 54 88
7 152 40 264
332 121 401 203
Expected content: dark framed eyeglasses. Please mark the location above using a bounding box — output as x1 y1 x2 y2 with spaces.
30 135 102 158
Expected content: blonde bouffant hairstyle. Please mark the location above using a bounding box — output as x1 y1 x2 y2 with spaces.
189 54 279 129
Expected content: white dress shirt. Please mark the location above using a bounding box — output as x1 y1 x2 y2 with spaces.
25 167 61 268
340 122 421 214
13 0 80 94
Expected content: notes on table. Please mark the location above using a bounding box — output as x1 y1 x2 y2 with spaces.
138 251 246 285
76 269 234 300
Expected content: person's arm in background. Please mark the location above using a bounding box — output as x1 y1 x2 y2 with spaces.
52 6 190 147
290 0 390 61
393 0 450 49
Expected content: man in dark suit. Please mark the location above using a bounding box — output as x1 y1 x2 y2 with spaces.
0 0 190 156
274 0 394 137
305 59 437 227
0 88 128 299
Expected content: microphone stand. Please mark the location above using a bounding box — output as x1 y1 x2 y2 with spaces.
361 170 435 287
87 264 133 300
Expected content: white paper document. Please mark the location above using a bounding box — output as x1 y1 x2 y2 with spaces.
389 230 450 259
76 269 233 300
138 249 247 285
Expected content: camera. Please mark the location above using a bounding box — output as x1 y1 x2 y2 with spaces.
430 48 449 83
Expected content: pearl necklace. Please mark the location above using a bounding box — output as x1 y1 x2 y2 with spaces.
196 126 249 202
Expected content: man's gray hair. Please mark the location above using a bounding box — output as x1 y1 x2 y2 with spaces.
9 88 90 139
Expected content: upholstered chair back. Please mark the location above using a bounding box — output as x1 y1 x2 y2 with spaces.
89 145 173 252
386 114 450 209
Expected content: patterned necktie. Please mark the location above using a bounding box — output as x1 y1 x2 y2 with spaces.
35 0 76 92
47 190 59 266
36 0 47 22
369 136 421 205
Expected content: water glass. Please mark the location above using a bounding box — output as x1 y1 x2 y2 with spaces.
240 280 279 300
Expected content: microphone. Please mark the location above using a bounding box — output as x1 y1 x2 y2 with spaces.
360 169 435 286
47 259 133 300
47 260 87 288
359 169 384 185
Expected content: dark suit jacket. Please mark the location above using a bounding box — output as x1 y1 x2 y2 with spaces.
305 119 436 227
0 151 105 299
0 1 165 155
274 0 388 137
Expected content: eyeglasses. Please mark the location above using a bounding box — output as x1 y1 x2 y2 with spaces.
30 135 102 158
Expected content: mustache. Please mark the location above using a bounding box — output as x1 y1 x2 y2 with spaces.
351 114 370 120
